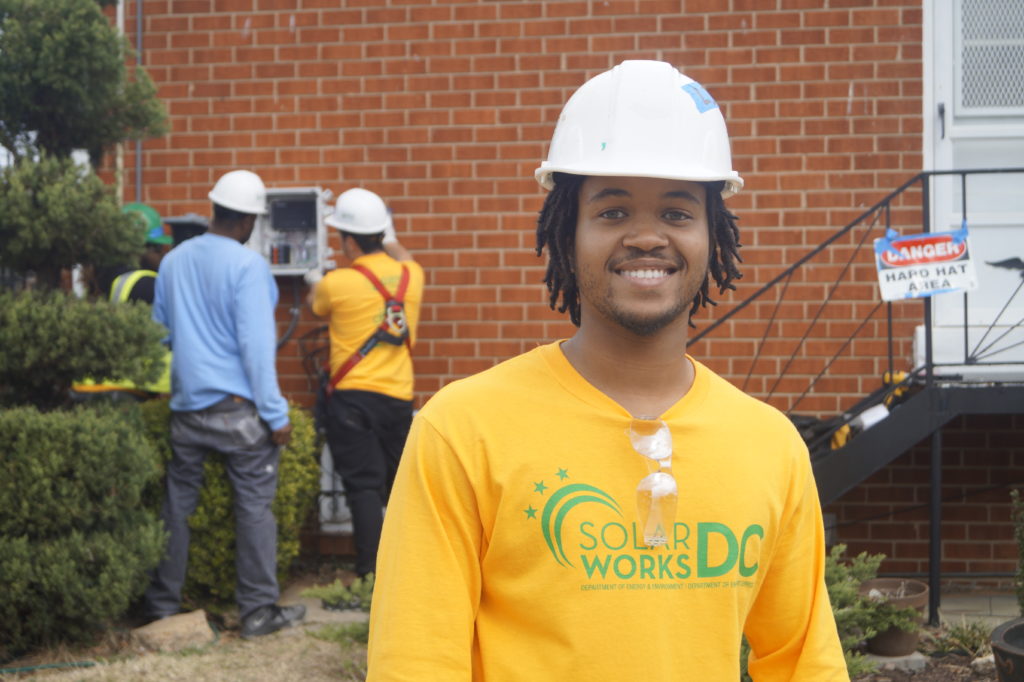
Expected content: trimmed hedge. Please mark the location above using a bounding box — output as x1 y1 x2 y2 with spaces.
0 404 164 661
0 404 160 539
0 290 165 409
139 399 320 607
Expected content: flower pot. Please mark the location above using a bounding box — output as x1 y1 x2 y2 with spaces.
992 617 1024 682
858 578 929 656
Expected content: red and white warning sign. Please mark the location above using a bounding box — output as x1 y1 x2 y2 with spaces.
873 228 978 302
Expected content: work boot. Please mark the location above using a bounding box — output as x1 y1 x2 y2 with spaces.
240 603 307 639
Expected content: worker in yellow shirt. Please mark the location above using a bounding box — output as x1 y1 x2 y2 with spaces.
307 188 424 578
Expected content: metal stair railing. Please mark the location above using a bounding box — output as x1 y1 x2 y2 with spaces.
688 168 1024 471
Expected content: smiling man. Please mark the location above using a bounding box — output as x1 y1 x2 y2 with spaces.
367 61 847 681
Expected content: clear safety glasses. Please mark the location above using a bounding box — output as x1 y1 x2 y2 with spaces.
627 419 678 547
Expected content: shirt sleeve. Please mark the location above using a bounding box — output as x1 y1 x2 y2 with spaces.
743 435 849 682
311 272 331 318
152 267 170 346
367 414 482 682
234 259 290 431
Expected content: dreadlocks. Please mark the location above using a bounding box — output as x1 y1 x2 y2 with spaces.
535 172 743 328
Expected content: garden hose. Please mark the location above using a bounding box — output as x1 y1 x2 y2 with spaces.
0 661 96 675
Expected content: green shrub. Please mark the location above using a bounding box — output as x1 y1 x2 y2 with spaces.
0 404 160 539
138 399 320 608
825 544 921 677
0 404 164 662
924 617 993 658
0 156 147 290
303 574 375 613
0 520 165 661
0 290 165 409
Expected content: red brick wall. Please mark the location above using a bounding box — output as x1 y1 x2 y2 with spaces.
826 414 1024 589
116 0 926 406
111 0 1021 579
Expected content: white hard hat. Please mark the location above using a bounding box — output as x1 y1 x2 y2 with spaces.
535 60 743 198
208 170 268 215
325 188 391 235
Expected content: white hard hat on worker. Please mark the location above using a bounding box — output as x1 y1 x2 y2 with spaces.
535 60 743 197
208 170 268 215
325 188 392 235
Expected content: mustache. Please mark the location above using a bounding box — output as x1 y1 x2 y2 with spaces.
607 247 686 270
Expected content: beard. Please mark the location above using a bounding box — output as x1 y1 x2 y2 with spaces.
595 296 692 336
576 264 703 336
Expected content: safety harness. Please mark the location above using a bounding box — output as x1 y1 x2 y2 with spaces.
326 264 410 394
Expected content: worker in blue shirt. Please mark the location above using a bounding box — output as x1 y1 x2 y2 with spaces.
144 170 305 639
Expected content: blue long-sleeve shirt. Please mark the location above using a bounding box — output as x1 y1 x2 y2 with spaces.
153 233 290 431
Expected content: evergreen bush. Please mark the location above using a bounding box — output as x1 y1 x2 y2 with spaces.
0 156 146 290
0 404 164 662
0 290 165 408
824 544 921 677
0 0 166 162
138 399 320 608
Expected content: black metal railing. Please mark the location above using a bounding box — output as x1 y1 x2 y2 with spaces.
689 168 1024 452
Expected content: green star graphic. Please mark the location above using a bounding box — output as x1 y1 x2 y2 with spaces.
556 468 569 481
534 481 548 494
524 505 537 519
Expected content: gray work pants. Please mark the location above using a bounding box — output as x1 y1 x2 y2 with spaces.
144 396 280 620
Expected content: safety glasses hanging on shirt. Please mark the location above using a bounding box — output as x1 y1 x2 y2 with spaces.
627 419 678 547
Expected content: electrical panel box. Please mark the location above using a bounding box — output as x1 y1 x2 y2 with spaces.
249 187 332 277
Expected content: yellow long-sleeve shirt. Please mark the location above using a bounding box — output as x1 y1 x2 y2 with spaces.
368 342 848 681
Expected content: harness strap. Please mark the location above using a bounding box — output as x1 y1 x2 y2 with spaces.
327 264 411 393
352 264 410 303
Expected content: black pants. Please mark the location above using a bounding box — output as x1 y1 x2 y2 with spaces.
325 389 413 576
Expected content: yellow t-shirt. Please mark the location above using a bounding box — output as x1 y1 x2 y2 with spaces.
311 252 424 401
368 342 849 681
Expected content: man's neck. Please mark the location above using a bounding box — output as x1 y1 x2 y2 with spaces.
209 225 242 244
561 318 694 418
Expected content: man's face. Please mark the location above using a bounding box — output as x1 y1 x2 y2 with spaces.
141 244 168 270
574 175 710 337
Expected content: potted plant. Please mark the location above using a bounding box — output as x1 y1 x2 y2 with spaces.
824 544 926 676
858 577 929 656
990 489 1024 682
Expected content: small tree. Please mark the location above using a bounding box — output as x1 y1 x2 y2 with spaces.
0 0 166 164
0 156 144 290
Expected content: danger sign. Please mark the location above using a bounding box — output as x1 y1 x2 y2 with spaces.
874 227 978 302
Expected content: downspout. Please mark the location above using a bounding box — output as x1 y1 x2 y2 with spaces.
135 0 143 203
115 0 124 203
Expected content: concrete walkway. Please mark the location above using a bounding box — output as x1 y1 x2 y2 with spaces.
938 589 1019 629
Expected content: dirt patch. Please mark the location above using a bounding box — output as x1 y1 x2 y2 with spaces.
11 627 364 682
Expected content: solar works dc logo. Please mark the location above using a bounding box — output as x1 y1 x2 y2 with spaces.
523 469 765 584
524 473 623 568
